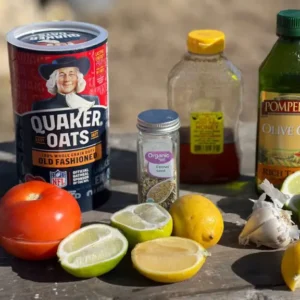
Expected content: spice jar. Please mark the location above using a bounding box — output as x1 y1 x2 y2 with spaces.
136 109 180 210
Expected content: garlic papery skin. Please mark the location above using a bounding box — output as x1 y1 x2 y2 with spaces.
243 216 290 248
259 179 289 208
239 206 278 240
239 198 300 249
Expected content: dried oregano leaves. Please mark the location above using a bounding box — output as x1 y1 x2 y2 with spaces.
139 172 177 210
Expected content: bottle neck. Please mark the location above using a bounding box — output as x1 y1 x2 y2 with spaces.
184 51 223 61
277 35 300 44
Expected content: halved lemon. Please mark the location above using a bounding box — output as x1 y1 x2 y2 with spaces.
131 236 209 283
110 203 172 247
57 224 128 278
281 241 300 291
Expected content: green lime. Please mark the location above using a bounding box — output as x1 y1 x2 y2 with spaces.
110 203 173 247
284 195 300 215
57 224 128 278
281 171 300 214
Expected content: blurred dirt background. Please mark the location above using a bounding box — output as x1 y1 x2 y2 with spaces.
0 0 300 143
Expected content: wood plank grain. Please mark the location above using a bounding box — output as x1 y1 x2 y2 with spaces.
170 288 298 300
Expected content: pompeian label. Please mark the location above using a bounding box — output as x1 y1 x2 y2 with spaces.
257 92 300 188
19 30 97 46
261 99 300 115
8 41 109 211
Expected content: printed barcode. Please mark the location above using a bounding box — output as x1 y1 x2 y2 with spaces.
194 145 221 152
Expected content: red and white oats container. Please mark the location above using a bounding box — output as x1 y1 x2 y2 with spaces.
6 21 110 212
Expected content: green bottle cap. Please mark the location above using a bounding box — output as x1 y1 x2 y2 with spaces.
277 9 300 37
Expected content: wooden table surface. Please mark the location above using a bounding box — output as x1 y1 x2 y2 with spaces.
0 133 299 300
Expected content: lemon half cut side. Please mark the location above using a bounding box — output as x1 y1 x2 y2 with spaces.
281 241 300 291
131 236 210 283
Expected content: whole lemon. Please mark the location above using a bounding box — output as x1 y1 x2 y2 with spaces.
169 194 224 248
281 241 300 291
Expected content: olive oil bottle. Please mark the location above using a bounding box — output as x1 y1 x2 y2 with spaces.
256 10 300 191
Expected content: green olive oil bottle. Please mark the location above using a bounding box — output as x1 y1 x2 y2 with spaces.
256 9 300 191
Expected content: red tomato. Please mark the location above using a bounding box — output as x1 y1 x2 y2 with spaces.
0 237 61 261
0 181 82 260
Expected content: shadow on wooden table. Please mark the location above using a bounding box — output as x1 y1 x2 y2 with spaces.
99 252 165 288
95 190 138 213
231 250 287 290
5 247 160 287
217 196 254 220
180 175 256 198
218 221 247 249
110 148 137 183
9 257 85 283
0 247 13 267
0 141 18 196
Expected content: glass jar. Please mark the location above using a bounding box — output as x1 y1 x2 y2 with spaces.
167 29 243 184
136 109 180 210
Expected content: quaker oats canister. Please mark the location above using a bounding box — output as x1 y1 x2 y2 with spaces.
6 21 110 212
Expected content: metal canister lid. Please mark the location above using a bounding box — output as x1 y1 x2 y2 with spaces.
6 20 108 52
137 109 180 134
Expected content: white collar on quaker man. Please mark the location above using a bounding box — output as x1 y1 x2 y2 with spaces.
62 92 95 112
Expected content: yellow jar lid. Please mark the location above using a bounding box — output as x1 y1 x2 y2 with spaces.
187 30 225 55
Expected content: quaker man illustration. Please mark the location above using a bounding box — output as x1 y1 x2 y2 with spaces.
32 56 99 111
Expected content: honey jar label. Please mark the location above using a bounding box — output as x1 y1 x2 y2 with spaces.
257 91 300 188
190 112 224 154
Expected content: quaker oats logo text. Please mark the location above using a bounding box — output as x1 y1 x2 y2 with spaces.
31 110 102 148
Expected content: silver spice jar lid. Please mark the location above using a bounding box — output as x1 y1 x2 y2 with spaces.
137 109 180 134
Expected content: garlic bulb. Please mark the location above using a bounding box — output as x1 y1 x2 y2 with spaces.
238 179 300 249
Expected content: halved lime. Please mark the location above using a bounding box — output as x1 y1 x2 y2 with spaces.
110 203 173 247
281 171 300 214
57 224 128 278
284 195 300 215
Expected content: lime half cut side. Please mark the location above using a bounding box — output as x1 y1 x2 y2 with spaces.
110 203 173 247
57 224 128 278
281 171 300 214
